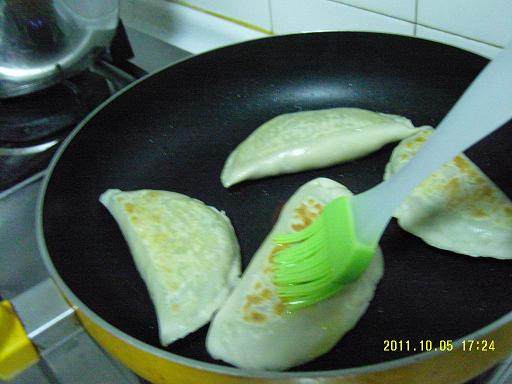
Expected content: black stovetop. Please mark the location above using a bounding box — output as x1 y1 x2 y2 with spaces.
0 22 142 193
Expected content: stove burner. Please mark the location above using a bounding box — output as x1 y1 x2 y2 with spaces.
0 70 111 144
0 145 59 193
0 140 58 156
0 21 142 194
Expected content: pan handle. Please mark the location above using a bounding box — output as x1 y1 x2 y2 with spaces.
0 279 78 381
0 300 39 380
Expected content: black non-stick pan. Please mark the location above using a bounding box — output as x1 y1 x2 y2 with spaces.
40 32 512 373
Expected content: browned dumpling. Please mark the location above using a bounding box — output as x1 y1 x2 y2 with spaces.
206 178 383 370
385 127 512 259
100 189 241 345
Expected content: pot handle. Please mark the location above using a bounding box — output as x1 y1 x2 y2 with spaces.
0 300 39 380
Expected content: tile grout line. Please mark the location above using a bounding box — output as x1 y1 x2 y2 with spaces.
326 0 414 23
324 0 502 48
268 0 275 34
415 22 504 48
169 0 273 35
413 0 419 35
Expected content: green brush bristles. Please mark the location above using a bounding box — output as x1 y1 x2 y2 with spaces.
272 196 376 310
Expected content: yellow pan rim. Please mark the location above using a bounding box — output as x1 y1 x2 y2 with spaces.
36 31 512 380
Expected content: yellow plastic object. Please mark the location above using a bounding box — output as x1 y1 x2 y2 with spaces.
0 300 39 380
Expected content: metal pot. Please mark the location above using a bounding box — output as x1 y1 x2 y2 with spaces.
0 0 119 98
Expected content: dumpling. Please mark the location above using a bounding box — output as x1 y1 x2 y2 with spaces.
384 127 512 259
206 178 384 370
221 107 419 187
99 189 241 345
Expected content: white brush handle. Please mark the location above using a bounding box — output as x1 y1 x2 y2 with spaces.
353 43 512 245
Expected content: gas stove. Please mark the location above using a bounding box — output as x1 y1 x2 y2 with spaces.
1 2 511 383
0 69 121 193
0 21 190 384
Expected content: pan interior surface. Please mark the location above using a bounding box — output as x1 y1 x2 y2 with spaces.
42 33 512 371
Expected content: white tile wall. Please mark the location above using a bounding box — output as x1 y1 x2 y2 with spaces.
181 0 272 30
330 0 415 21
121 0 265 54
417 0 512 46
270 0 414 35
167 0 505 58
416 26 502 59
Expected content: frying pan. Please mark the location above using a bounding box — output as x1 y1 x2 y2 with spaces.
37 32 512 383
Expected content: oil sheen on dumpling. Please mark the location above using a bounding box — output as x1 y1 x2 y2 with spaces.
385 127 512 259
221 107 419 187
99 189 241 346
206 178 384 370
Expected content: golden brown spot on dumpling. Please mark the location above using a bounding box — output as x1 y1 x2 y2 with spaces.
254 282 262 289
292 205 313 230
243 294 265 314
470 207 488 218
445 178 460 196
480 186 494 198
264 244 289 273
243 311 267 324
464 185 496 206
171 303 179 311
273 301 285 316
270 244 288 257
405 134 427 149
243 290 274 315
292 203 323 231
266 202 325 270
246 294 263 306
504 206 512 217
130 215 138 223
261 289 273 300
124 203 135 213
469 168 482 179
148 191 158 198
453 156 470 172
451 156 483 180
